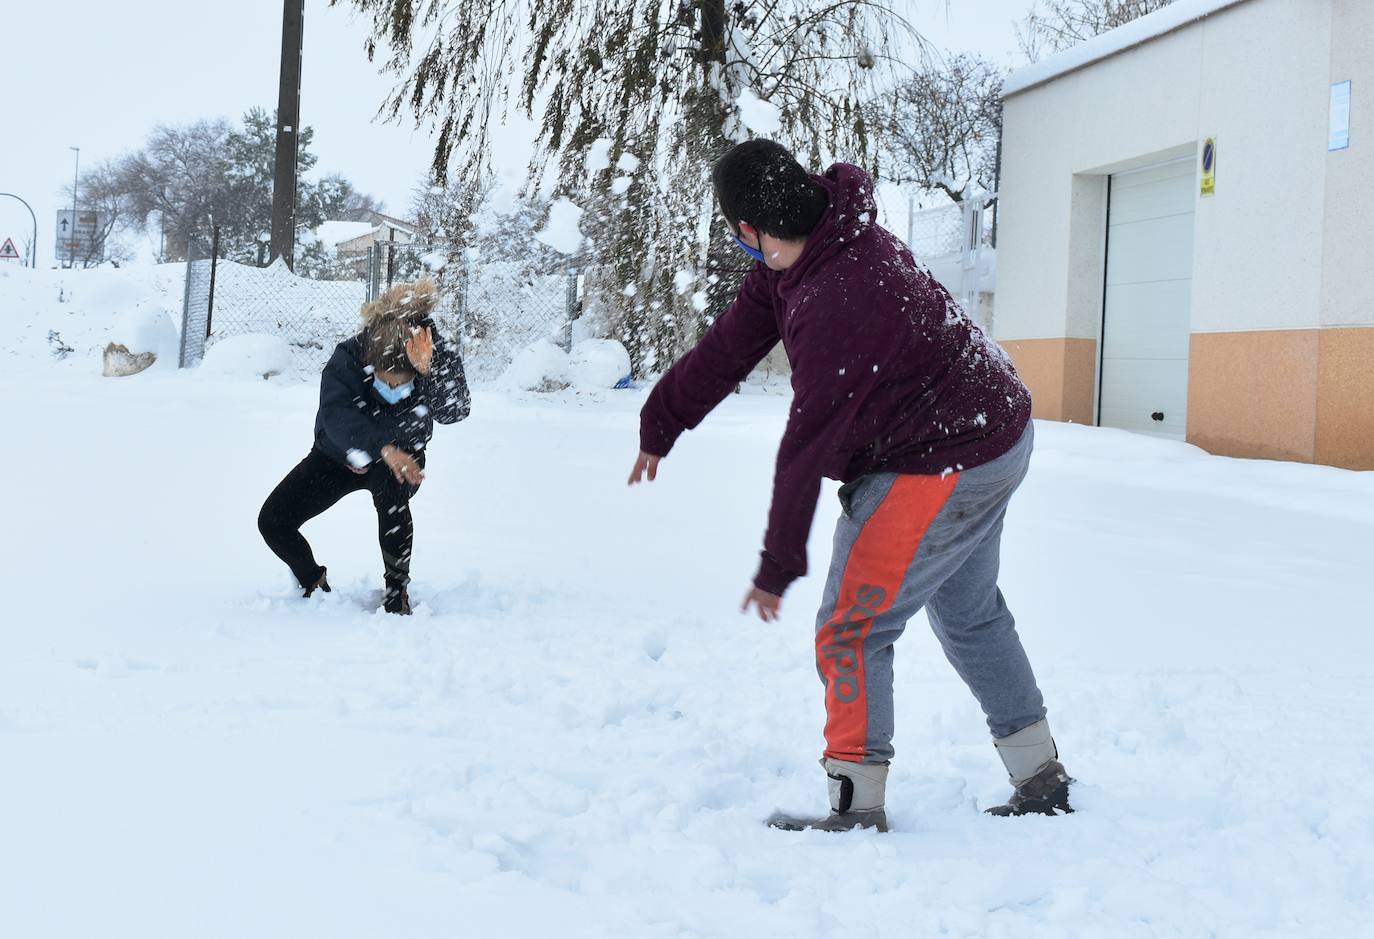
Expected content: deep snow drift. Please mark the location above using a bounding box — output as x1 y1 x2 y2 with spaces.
1 264 1372 937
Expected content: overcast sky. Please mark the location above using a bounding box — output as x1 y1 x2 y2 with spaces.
0 0 1031 267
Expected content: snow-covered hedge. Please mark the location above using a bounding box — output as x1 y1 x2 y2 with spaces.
200 334 292 379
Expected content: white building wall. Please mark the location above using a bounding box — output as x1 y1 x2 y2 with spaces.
1321 0 1374 327
996 0 1341 342
1189 0 1332 333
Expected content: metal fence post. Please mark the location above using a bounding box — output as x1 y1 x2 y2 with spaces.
367 244 379 301
205 224 220 340
961 199 981 320
385 227 396 290
906 191 915 251
177 246 195 368
562 271 579 351
456 255 468 337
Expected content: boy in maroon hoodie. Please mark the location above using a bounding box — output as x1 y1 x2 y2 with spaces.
629 140 1073 831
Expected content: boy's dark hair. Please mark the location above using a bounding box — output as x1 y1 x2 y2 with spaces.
712 140 829 240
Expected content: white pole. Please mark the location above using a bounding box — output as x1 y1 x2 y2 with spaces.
906 191 915 248
69 147 80 269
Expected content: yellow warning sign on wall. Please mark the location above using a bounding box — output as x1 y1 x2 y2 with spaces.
1200 138 1217 197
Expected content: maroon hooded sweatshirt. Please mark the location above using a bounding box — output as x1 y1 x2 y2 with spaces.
640 163 1032 596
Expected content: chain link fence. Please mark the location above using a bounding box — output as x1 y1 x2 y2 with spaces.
888 193 999 331
371 244 580 383
179 229 577 381
454 260 580 383
177 230 216 369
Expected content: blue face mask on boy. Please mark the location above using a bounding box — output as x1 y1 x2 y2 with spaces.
374 377 414 405
732 233 766 263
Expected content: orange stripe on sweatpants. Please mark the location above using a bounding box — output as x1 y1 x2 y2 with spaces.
817 472 960 762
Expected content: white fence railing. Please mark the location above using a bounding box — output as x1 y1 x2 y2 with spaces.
906 193 997 330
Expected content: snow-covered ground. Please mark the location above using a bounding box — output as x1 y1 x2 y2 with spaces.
2 265 1372 937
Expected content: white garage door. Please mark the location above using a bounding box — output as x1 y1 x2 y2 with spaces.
1100 157 1196 439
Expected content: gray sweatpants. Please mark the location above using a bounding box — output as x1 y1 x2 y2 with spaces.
814 422 1046 764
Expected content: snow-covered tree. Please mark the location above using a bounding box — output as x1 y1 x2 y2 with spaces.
116 119 233 262
335 0 920 374
94 110 381 267
881 54 1002 204
1018 0 1177 62
323 177 387 222
60 161 135 267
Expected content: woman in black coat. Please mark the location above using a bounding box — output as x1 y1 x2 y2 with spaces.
258 278 470 614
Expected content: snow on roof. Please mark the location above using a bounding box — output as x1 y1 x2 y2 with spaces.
1003 0 1251 98
315 220 379 250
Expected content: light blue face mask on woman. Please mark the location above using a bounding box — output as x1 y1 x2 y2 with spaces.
374 377 414 405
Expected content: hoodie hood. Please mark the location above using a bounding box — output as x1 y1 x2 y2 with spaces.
780 163 879 289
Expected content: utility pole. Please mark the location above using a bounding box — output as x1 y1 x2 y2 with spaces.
69 146 80 269
269 0 304 270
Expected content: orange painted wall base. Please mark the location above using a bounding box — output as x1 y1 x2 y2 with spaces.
1001 328 1374 470
1189 327 1374 470
1001 337 1097 426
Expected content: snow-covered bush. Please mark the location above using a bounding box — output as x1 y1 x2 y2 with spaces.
568 339 632 390
500 340 571 392
101 306 180 376
199 334 292 380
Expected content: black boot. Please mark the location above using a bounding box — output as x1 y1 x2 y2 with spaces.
303 568 331 598
382 579 411 615
985 760 1074 817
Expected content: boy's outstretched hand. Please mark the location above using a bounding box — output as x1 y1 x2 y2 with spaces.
742 587 782 622
381 444 425 486
627 451 661 485
405 326 434 375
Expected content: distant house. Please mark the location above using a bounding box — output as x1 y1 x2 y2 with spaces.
313 215 419 279
321 216 417 256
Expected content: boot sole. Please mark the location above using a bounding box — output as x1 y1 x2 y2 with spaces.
765 810 889 833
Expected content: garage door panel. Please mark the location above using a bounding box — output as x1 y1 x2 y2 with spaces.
1108 176 1196 225
1102 281 1192 359
1098 359 1190 439
1109 158 1195 192
1100 156 1194 440
1106 214 1196 285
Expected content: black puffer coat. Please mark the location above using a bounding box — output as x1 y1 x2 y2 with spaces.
312 325 470 466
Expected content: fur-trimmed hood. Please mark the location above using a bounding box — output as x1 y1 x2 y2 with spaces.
360 277 440 327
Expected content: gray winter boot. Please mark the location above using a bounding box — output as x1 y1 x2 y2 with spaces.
985 718 1074 817
767 759 890 832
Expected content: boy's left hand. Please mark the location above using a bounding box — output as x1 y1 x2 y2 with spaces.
741 587 782 623
405 326 434 375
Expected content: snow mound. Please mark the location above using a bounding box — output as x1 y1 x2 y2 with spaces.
500 340 570 392
199 334 292 379
0 263 187 370
106 305 180 367
568 339 632 390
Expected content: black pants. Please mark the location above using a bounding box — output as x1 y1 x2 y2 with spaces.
258 448 424 590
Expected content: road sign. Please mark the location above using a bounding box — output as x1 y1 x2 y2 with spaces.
0 237 20 262
55 209 104 262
